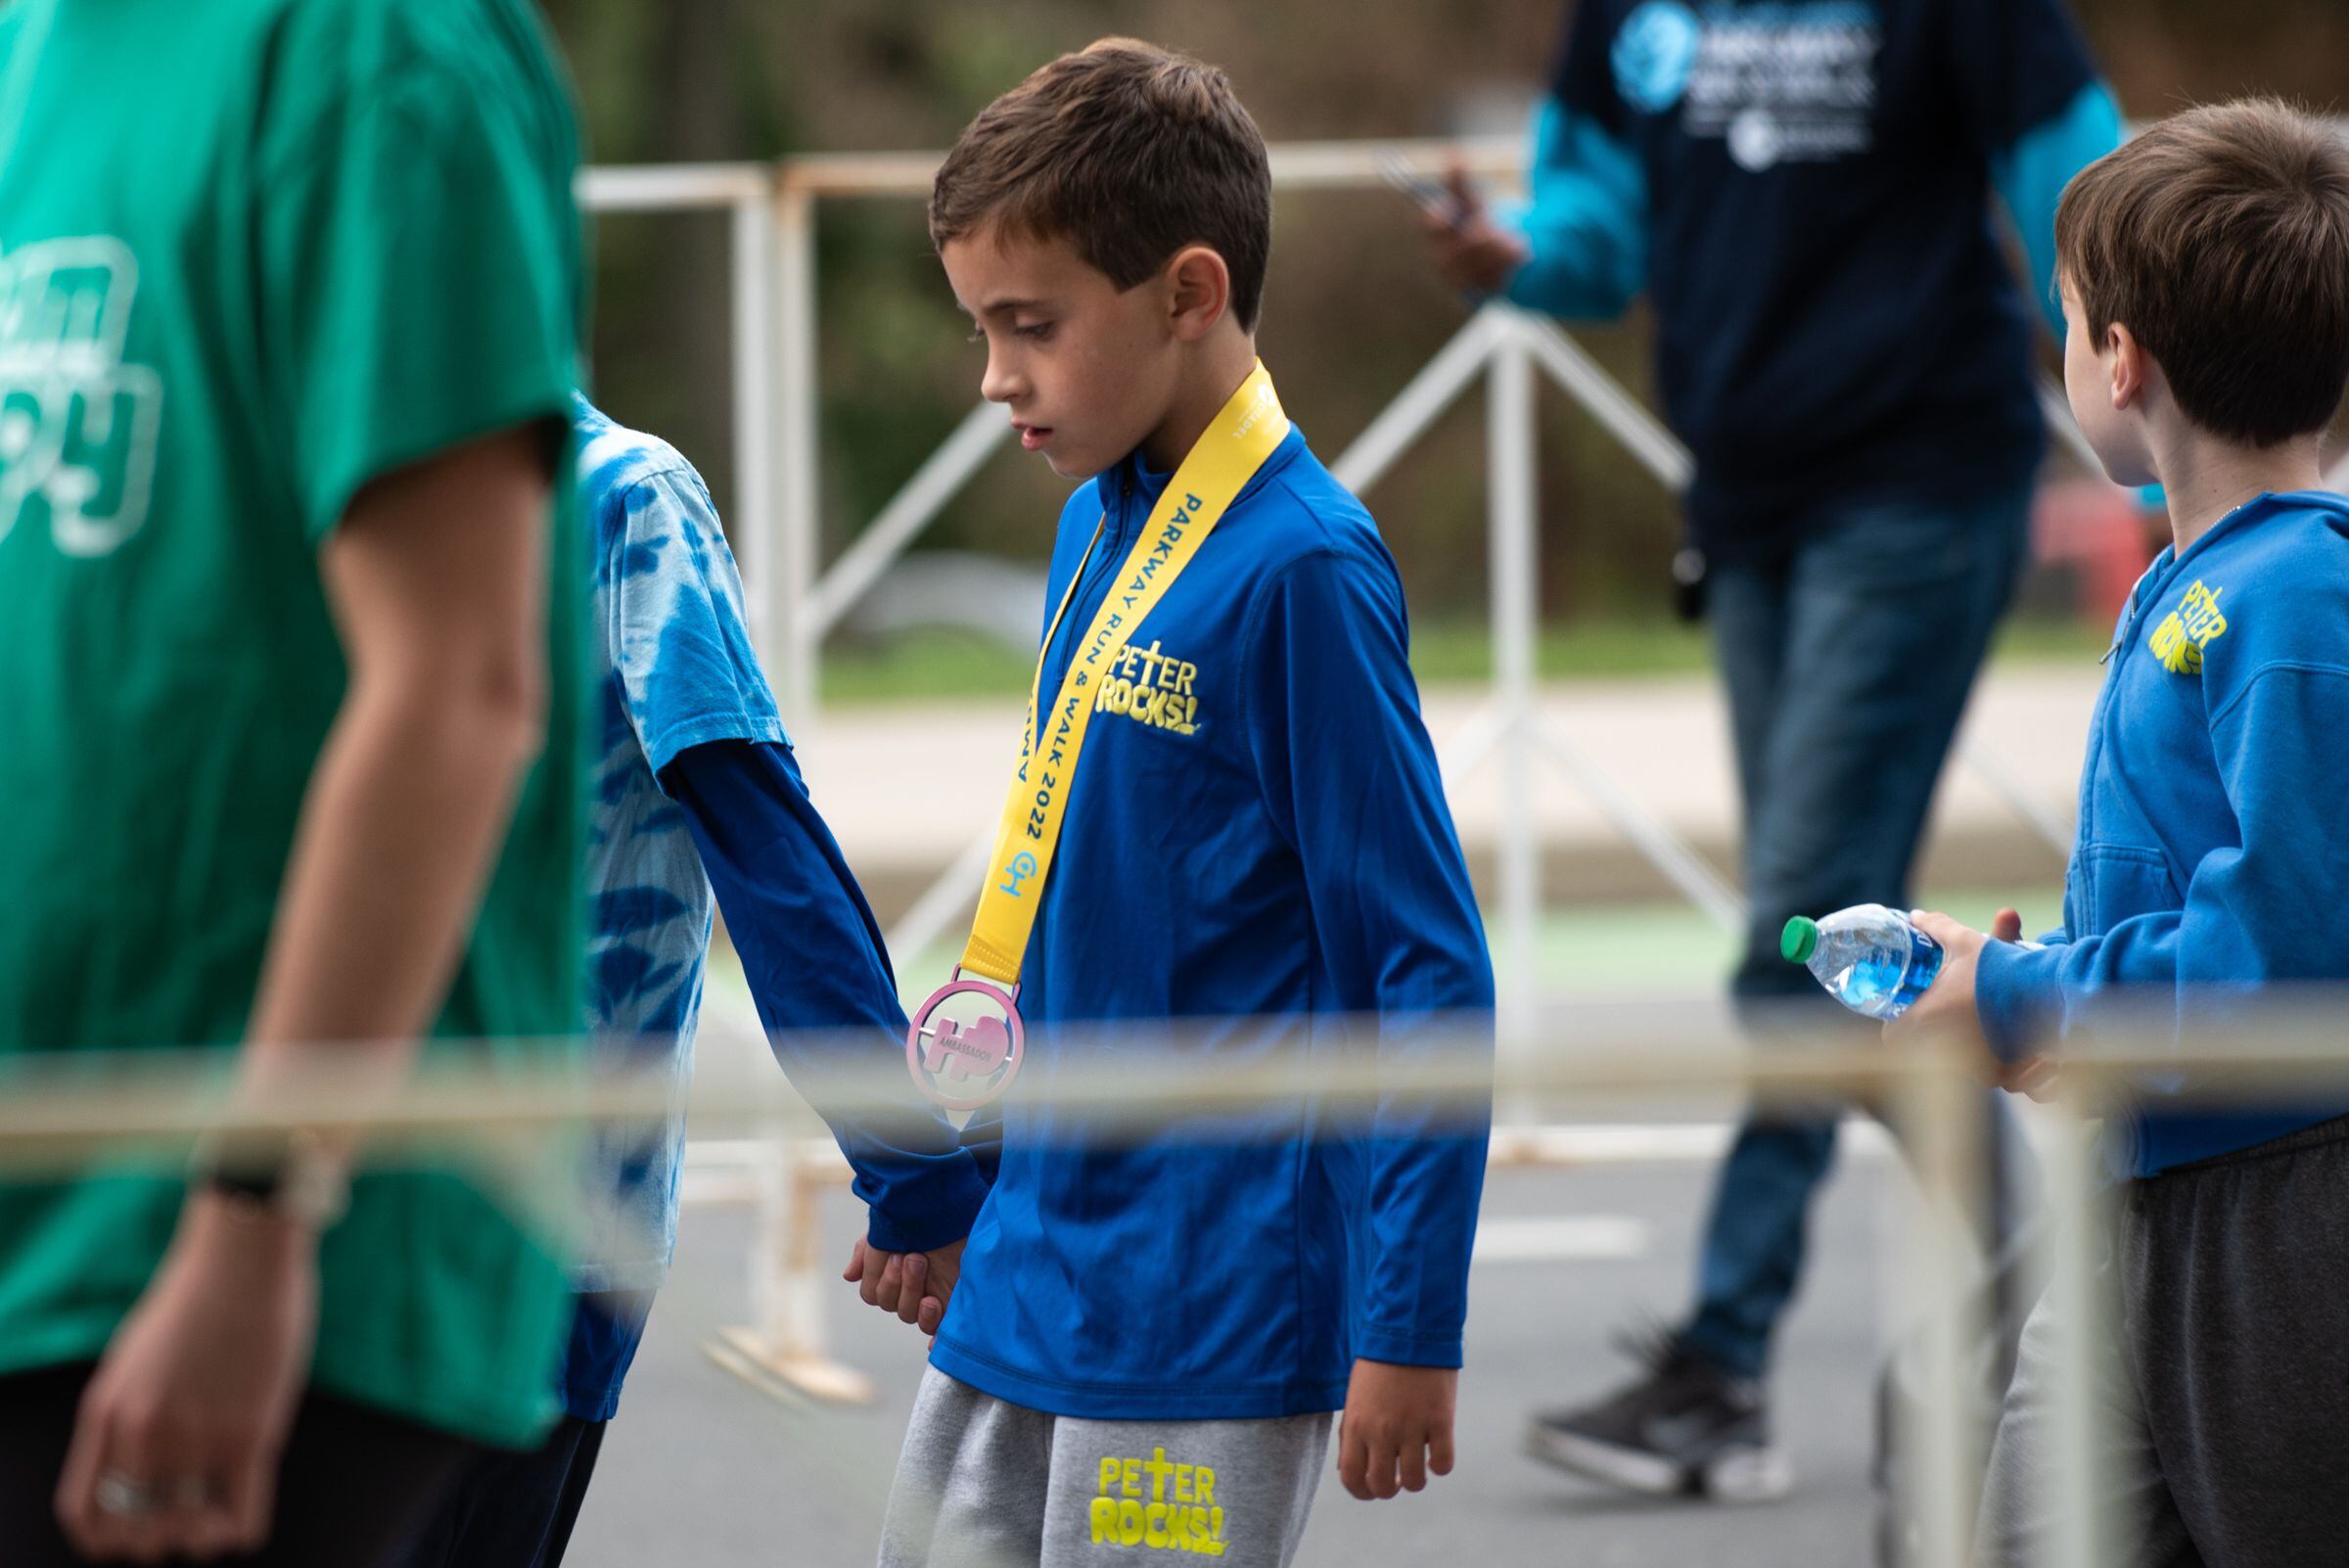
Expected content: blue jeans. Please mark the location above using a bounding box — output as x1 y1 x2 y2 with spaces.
1678 487 2031 1382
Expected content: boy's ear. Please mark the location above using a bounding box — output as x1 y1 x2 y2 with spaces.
2106 320 2151 412
1162 245 1232 343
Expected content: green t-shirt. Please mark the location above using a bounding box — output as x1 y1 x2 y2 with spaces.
0 0 590 1449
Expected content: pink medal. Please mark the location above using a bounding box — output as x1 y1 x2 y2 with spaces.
905 972 1025 1112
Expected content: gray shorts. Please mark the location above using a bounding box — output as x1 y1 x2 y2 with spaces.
877 1367 1333 1568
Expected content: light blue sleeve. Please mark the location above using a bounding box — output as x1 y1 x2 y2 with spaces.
603 467 788 778
1497 95 1649 323
1990 81 2125 341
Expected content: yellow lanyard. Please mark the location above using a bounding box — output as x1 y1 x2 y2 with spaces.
958 361 1290 986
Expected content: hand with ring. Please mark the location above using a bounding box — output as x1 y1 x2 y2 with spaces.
91 1470 154 1521
92 1472 215 1520
55 1192 318 1560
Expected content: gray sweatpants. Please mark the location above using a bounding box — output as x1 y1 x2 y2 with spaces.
877 1368 1333 1568
1978 1115 2349 1567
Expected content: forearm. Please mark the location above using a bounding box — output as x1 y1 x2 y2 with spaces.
1978 885 2324 1065
1358 1000 1493 1363
182 679 539 1293
1981 669 2349 1060
1500 98 1647 321
1317 750 1494 1357
1250 547 1496 1355
245 425 556 1093
1314 851 1494 1359
666 741 989 1251
244 677 540 1069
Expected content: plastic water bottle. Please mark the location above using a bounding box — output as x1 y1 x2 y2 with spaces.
1781 904 1944 1021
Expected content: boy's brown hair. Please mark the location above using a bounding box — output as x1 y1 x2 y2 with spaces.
929 38 1274 331
2056 99 2349 447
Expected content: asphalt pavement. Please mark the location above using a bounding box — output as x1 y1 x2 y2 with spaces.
569 1143 1899 1567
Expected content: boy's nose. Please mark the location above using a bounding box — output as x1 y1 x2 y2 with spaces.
980 350 1025 405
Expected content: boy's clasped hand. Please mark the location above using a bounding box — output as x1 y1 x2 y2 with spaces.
845 1236 964 1340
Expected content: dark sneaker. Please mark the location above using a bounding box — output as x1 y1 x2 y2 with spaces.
1523 1326 1795 1502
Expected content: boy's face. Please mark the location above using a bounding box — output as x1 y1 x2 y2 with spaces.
2060 273 2155 487
942 225 1182 481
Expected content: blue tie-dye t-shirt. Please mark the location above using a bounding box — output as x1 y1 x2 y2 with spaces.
572 394 784 1291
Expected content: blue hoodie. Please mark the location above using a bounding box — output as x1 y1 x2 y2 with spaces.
1977 492 2349 1176
927 427 1496 1420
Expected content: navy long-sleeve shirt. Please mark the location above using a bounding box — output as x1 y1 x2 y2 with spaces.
665 738 990 1253
1503 0 2122 557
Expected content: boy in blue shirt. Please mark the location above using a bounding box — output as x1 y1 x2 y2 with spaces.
392 399 991 1568
862 39 1496 1568
1892 100 2349 1563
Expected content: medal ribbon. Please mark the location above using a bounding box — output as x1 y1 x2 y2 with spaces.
958 361 1289 986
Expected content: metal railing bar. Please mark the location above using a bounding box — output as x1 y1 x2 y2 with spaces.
577 162 770 210
729 198 779 642
883 823 995 974
1527 724 1748 933
809 399 1013 636
1958 735 2076 857
2038 373 2107 475
16 1011 2349 1150
1517 312 1696 493
1894 1043 1991 1568
1327 306 1509 494
2044 1106 2113 1568
772 135 1524 201
575 116 2349 212
1489 329 1545 1041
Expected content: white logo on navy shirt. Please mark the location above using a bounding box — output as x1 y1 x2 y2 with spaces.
1621 1 1883 172
1613 0 1704 113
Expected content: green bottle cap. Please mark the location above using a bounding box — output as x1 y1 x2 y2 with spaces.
1781 916 1819 964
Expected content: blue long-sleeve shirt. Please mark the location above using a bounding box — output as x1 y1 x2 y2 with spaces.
927 427 1496 1420
1976 493 2349 1176
563 400 985 1418
1502 0 2121 556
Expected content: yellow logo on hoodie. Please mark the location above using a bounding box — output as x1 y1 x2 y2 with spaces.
2150 579 2229 675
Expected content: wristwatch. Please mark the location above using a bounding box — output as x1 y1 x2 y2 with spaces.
188 1128 350 1231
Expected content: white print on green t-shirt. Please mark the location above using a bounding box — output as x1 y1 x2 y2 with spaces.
1088 1448 1228 1555
0 236 163 558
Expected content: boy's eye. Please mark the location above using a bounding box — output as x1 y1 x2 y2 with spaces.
964 320 1051 344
